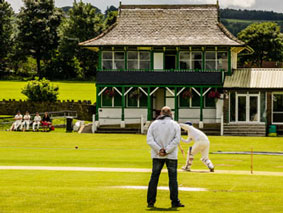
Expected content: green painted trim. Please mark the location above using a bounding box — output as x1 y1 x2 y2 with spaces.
147 87 152 121
124 50 128 71
174 87 179 121
200 87 204 122
96 86 100 121
150 50 154 70
98 50 102 71
228 48 232 75
202 49 205 71
122 87 125 121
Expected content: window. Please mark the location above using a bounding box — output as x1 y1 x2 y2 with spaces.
179 52 191 70
101 88 122 107
192 51 202 70
126 88 147 108
128 51 150 70
217 52 228 71
273 93 283 123
102 51 125 70
205 51 216 70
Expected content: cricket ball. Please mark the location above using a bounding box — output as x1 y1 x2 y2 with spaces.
75 146 78 149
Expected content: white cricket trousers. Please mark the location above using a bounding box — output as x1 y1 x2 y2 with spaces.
21 121 30 130
33 121 40 130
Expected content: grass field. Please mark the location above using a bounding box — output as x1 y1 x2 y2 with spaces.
0 131 283 212
0 81 96 103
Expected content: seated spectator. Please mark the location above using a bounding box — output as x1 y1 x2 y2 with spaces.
41 112 52 132
21 111 31 132
33 112 41 132
10 111 23 131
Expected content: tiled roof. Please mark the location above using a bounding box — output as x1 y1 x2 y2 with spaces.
80 4 245 47
224 68 283 88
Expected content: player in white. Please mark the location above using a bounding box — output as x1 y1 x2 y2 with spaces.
10 111 23 131
21 111 31 131
33 112 41 131
180 122 214 172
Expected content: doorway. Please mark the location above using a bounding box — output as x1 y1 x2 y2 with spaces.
236 94 260 122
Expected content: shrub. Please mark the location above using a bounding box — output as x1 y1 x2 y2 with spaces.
21 77 59 102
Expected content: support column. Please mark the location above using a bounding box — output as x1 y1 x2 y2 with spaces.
121 87 125 128
147 87 152 121
95 86 101 127
150 50 154 70
199 87 204 129
174 87 179 121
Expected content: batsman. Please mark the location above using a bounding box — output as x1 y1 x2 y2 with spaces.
179 122 215 172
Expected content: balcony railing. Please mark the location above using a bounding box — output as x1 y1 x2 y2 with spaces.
96 70 225 86
99 69 226 72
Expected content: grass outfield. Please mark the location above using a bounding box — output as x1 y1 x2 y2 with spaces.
0 132 282 212
0 80 96 103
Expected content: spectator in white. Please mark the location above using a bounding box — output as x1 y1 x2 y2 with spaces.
33 112 41 131
147 106 184 209
10 111 23 131
180 122 214 172
21 111 31 131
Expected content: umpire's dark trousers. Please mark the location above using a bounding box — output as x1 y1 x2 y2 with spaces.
147 158 180 205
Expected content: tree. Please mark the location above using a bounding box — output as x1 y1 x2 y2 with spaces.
22 77 59 102
104 10 118 29
17 0 62 77
0 0 14 73
58 1 104 79
238 22 283 67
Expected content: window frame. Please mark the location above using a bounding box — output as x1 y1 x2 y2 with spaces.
272 92 283 124
102 51 125 70
127 51 150 70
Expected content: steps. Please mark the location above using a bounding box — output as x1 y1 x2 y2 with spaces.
96 124 140 134
224 123 266 136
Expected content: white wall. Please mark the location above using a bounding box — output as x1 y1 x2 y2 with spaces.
98 108 147 125
179 108 217 123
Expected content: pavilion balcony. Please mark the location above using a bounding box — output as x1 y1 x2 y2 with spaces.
96 70 225 86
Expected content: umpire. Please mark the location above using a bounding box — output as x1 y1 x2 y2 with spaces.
146 106 184 208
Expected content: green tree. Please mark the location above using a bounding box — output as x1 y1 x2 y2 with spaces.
22 77 59 102
238 22 283 67
104 10 118 29
17 0 62 77
0 0 14 73
58 1 104 78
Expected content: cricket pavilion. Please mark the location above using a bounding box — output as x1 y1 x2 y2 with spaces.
80 3 283 136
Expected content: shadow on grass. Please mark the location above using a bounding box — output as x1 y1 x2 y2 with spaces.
146 207 180 211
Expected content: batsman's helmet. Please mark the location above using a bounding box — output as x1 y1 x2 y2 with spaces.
185 121 193 126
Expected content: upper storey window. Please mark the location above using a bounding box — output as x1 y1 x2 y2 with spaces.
102 51 125 70
128 51 150 70
180 51 203 70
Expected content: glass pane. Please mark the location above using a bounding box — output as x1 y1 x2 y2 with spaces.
103 51 112 60
206 52 216 60
230 92 235 122
140 61 150 70
180 52 190 60
114 95 122 107
217 52 228 60
127 96 138 107
273 113 283 123
192 89 200 107
180 61 190 70
238 96 246 121
115 52 124 60
128 51 138 59
114 61 125 69
192 52 202 60
192 60 202 70
250 96 258 122
128 61 138 70
140 94 147 107
273 94 283 112
260 92 266 122
206 61 216 70
140 52 150 60
102 95 112 107
103 61 112 70
205 96 216 107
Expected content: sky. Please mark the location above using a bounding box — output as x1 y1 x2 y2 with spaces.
7 0 283 13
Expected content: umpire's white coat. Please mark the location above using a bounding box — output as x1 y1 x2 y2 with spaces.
147 117 181 160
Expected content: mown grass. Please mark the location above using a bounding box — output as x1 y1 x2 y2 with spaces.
0 132 282 212
0 80 96 103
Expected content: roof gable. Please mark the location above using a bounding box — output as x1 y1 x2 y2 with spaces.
80 4 244 47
